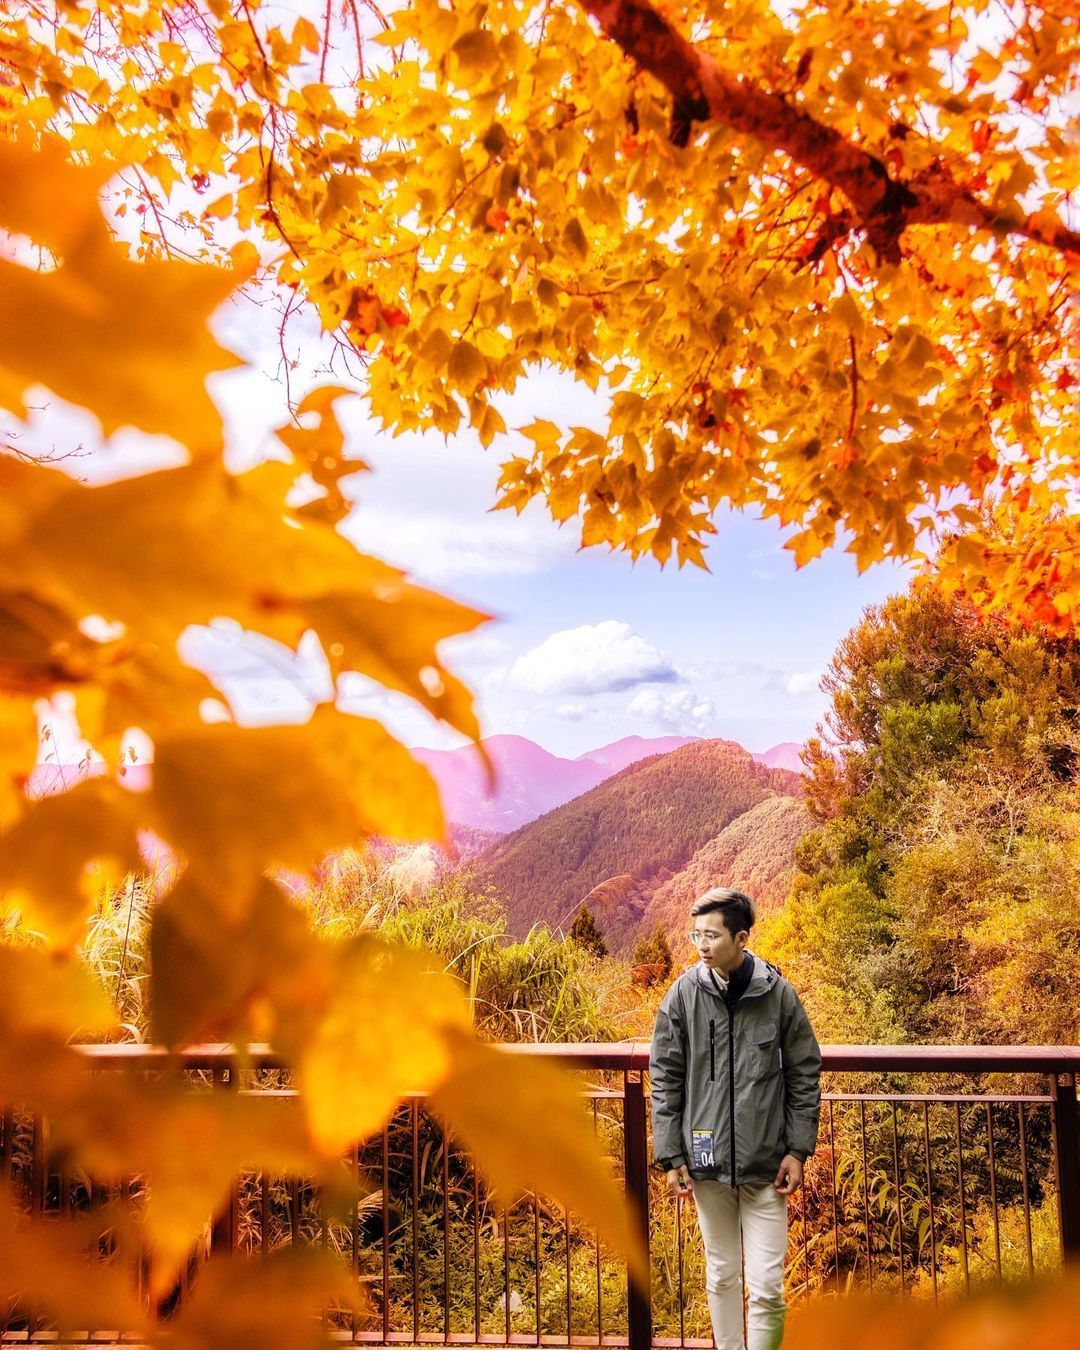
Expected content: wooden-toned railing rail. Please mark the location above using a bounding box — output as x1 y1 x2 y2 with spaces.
2 1044 1078 1346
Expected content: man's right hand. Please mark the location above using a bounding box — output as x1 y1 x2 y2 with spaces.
665 1165 692 1197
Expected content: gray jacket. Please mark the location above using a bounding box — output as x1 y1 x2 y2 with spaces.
649 953 821 1185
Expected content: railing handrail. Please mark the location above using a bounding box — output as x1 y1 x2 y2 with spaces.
71 1041 1080 1074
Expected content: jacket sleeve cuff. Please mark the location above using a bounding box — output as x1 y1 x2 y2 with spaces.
654 1155 688 1171
788 1148 812 1163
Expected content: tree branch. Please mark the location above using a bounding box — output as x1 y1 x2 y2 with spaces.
577 0 1080 263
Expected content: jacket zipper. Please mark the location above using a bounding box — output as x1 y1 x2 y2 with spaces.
727 999 737 1188
709 1019 715 1080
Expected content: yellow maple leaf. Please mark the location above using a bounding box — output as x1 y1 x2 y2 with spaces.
275 384 369 525
149 873 328 1049
0 945 118 1039
0 134 248 450
0 1187 145 1337
149 706 445 910
20 459 487 740
162 1249 360 1349
0 778 143 947
786 1270 1080 1349
300 936 472 1152
432 1034 649 1289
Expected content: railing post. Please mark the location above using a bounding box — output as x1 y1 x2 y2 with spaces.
210 1062 238 1255
623 1070 652 1350
1052 1072 1080 1258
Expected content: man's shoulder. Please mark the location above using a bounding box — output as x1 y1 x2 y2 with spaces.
658 965 700 1007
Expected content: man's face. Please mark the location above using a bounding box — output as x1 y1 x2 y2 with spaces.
689 915 748 975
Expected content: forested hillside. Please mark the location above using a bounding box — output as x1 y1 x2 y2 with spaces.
758 588 1080 1046
643 795 811 939
471 740 801 947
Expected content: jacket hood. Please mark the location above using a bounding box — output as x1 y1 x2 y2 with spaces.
692 951 777 1001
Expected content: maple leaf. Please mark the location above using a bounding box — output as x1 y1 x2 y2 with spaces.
0 135 248 450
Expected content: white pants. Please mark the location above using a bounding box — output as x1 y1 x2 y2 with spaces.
691 1179 788 1350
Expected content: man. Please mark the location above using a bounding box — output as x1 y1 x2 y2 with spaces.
649 887 821 1350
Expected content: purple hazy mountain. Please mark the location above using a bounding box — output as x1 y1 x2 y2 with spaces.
750 742 806 774
576 734 698 774
413 734 701 833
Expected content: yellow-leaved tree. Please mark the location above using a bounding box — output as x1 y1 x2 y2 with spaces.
3 0 1075 618
0 0 1076 1339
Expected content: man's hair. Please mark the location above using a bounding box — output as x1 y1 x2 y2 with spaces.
691 887 756 937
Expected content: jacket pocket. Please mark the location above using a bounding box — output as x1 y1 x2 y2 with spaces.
749 1033 781 1083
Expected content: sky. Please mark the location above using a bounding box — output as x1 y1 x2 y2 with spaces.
20 282 913 766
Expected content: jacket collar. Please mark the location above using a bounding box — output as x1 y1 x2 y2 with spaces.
693 951 777 1001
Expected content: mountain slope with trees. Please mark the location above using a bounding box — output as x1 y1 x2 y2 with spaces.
643 794 812 939
471 740 801 947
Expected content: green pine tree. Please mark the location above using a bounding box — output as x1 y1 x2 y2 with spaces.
569 904 607 959
632 926 673 986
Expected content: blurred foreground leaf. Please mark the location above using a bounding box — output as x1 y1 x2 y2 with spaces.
787 1270 1080 1349
432 1035 649 1288
158 1249 360 1349
0 136 245 450
0 1187 146 1336
300 937 472 1152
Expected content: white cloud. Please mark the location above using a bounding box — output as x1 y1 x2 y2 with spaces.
785 669 823 696
680 658 763 682
337 672 471 750
628 688 716 733
341 505 577 584
439 632 510 671
553 702 588 721
507 621 677 696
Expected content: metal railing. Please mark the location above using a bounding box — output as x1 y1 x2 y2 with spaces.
2 1044 1078 1346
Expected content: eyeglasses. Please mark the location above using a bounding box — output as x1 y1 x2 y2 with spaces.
687 930 725 946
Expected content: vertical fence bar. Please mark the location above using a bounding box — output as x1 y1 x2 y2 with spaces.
504 1194 512 1343
382 1120 391 1343
593 1098 602 1346
890 1104 905 1294
1018 1103 1033 1278
411 1098 420 1346
954 1103 969 1293
30 1115 44 1218
351 1145 360 1344
985 1103 1002 1281
676 1189 685 1348
289 1176 301 1246
443 1132 452 1345
859 1101 872 1290
623 1072 652 1350
534 1189 541 1346
1052 1073 1080 1258
922 1103 938 1304
473 1164 481 1345
827 1101 840 1295
210 1063 237 1254
564 1200 572 1346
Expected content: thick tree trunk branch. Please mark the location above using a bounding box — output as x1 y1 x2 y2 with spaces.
578 0 1080 263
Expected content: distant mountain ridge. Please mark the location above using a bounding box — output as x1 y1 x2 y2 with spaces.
415 733 803 833
750 742 805 774
412 733 702 833
469 738 804 949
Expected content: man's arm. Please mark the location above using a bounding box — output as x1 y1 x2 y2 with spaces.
780 983 822 1163
649 988 689 1172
